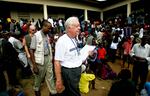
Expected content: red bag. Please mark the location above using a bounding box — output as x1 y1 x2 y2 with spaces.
101 64 108 80
101 64 117 80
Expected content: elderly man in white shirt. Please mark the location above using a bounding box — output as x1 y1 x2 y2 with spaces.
54 17 94 96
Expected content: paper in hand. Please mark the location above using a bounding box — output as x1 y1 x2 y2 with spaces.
79 45 96 62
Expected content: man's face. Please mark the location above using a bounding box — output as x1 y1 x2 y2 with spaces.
43 23 52 34
141 37 148 46
29 26 36 34
69 21 81 37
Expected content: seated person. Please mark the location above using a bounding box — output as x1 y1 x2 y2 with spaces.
108 69 136 96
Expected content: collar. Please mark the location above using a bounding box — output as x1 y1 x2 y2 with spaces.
40 30 47 37
139 44 146 48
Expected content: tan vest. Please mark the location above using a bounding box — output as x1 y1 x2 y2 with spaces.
34 31 52 65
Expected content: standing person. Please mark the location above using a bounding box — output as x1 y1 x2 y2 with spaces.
54 17 93 96
130 35 150 93
9 32 32 78
110 32 121 63
30 20 57 96
97 43 107 78
25 24 36 71
48 16 54 34
122 37 132 68
0 32 19 96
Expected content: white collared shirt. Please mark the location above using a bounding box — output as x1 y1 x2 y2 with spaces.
130 43 150 62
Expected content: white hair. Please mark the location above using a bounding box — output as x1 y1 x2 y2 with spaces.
29 24 36 29
64 16 79 30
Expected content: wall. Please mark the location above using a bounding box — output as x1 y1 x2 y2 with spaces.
10 11 43 21
2 0 101 11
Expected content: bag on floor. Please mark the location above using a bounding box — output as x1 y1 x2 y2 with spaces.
101 63 117 80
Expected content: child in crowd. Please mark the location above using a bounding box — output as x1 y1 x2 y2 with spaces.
86 37 98 89
122 37 132 68
79 64 95 95
97 43 107 78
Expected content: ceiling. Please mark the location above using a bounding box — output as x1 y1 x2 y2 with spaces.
65 0 126 9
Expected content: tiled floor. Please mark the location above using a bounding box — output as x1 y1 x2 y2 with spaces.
17 59 149 96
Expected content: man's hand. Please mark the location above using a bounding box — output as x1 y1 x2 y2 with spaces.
132 55 137 61
33 65 39 75
56 80 65 93
132 55 147 62
27 54 31 59
88 51 94 56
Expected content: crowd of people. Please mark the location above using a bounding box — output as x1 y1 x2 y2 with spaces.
0 10 150 96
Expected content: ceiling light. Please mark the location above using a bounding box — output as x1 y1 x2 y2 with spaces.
96 0 106 1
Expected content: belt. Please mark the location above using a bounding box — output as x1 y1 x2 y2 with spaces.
44 54 49 56
62 66 81 69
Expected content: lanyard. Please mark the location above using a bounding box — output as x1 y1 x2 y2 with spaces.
67 35 80 55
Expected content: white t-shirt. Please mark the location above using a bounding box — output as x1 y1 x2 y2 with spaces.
139 28 144 38
48 18 54 27
58 19 63 27
55 34 82 68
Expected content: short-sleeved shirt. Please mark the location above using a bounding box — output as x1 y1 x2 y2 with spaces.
30 35 36 50
25 34 31 48
55 34 82 68
8 37 23 53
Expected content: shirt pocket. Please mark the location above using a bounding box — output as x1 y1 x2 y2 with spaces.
36 41 43 52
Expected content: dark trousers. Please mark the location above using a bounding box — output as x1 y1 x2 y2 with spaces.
132 60 148 91
122 54 131 68
0 72 6 92
5 62 19 86
89 60 97 75
110 49 117 63
60 66 81 96
97 59 106 78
